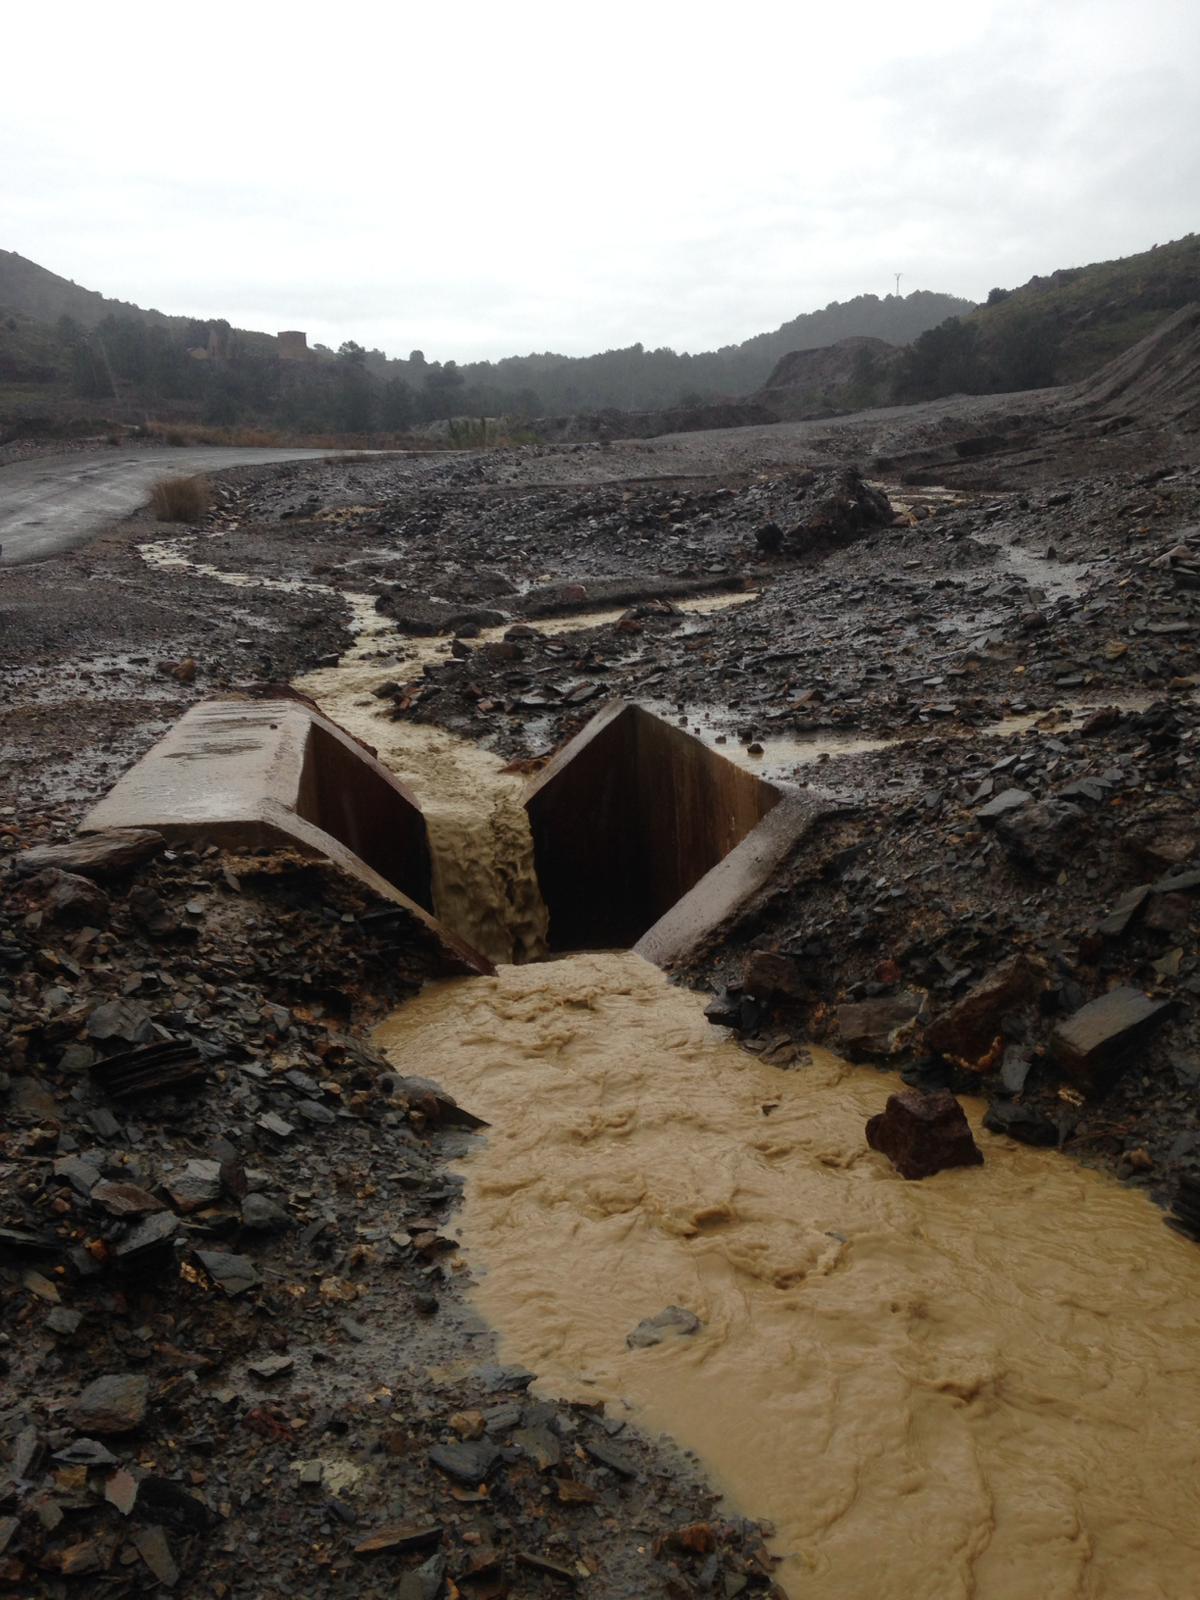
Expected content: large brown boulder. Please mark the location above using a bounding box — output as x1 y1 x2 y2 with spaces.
866 1089 983 1180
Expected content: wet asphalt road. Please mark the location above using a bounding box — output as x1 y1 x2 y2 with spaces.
0 447 342 565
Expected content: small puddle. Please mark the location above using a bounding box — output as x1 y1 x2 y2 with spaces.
653 696 1181 781
375 951 1200 1600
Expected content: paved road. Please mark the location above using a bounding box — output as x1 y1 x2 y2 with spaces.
0 447 343 565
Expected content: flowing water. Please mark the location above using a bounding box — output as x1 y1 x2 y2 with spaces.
148 535 1200 1594
375 954 1200 1600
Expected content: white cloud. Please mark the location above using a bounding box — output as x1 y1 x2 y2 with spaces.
3 0 1197 360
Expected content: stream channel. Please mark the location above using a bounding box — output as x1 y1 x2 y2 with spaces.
144 535 1200 1598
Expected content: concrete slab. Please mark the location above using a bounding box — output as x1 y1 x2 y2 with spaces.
81 698 491 974
525 699 804 959
636 792 826 968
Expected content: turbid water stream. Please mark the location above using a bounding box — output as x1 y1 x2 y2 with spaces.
376 954 1200 1600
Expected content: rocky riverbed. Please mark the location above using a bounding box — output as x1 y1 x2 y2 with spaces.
4 414 1200 1594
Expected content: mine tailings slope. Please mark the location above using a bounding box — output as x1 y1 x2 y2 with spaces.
1068 301 1200 426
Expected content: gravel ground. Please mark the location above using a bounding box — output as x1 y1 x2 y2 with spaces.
5 396 1200 1595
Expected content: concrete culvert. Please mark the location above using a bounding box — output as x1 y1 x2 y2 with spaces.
524 700 790 953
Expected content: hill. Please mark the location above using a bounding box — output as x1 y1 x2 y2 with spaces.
0 248 186 332
895 234 1200 401
0 248 971 433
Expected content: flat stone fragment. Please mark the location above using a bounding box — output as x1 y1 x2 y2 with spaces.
583 1438 638 1478
114 1211 179 1265
248 1355 294 1380
240 1193 292 1232
518 1552 579 1585
353 1521 443 1556
90 1180 165 1217
71 1372 149 1434
195 1249 259 1296
626 1305 702 1349
46 1306 83 1337
133 1525 179 1588
163 1160 222 1213
976 787 1032 821
428 1439 500 1486
925 955 1044 1066
983 1100 1060 1147
13 828 165 881
866 1089 984 1180
397 1552 448 1600
87 998 155 1044
54 1437 118 1466
836 993 924 1058
105 1467 140 1516
1052 987 1173 1088
1096 884 1152 937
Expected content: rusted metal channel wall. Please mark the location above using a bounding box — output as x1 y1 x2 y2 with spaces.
524 701 783 951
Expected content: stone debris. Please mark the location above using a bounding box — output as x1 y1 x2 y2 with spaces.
194 1248 259 1296
925 955 1045 1068
13 828 165 880
627 1305 703 1349
70 1372 149 1434
837 993 925 1058
1053 987 1174 1088
866 1089 985 1180
89 1039 208 1099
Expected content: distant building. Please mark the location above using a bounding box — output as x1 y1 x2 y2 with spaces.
277 330 310 361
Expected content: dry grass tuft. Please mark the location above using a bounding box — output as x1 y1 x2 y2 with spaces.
150 474 211 523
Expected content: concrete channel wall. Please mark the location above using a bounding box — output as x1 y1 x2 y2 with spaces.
524 700 786 952
76 698 497 970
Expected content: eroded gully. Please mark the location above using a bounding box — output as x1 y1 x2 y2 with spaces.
143 533 1200 1599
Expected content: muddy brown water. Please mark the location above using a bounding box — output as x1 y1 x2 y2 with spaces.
148 535 1200 1595
376 954 1200 1600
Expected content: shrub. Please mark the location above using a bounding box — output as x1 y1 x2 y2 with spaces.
149 474 211 523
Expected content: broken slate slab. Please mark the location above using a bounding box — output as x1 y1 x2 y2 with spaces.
114 1211 179 1268
397 1551 448 1600
248 1355 294 1380
1052 987 1173 1089
428 1439 499 1486
924 955 1044 1067
70 1372 148 1434
866 1089 983 1180
90 1180 165 1217
583 1438 638 1478
626 1306 702 1349
87 998 155 1045
836 993 925 1058
240 1193 292 1232
163 1160 223 1213
46 1306 83 1337
132 1524 179 1588
195 1249 259 1296
983 1100 1060 1147
1096 884 1153 938
976 788 1032 822
13 829 164 881
353 1522 443 1556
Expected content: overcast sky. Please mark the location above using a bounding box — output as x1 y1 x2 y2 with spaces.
4 0 1197 363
